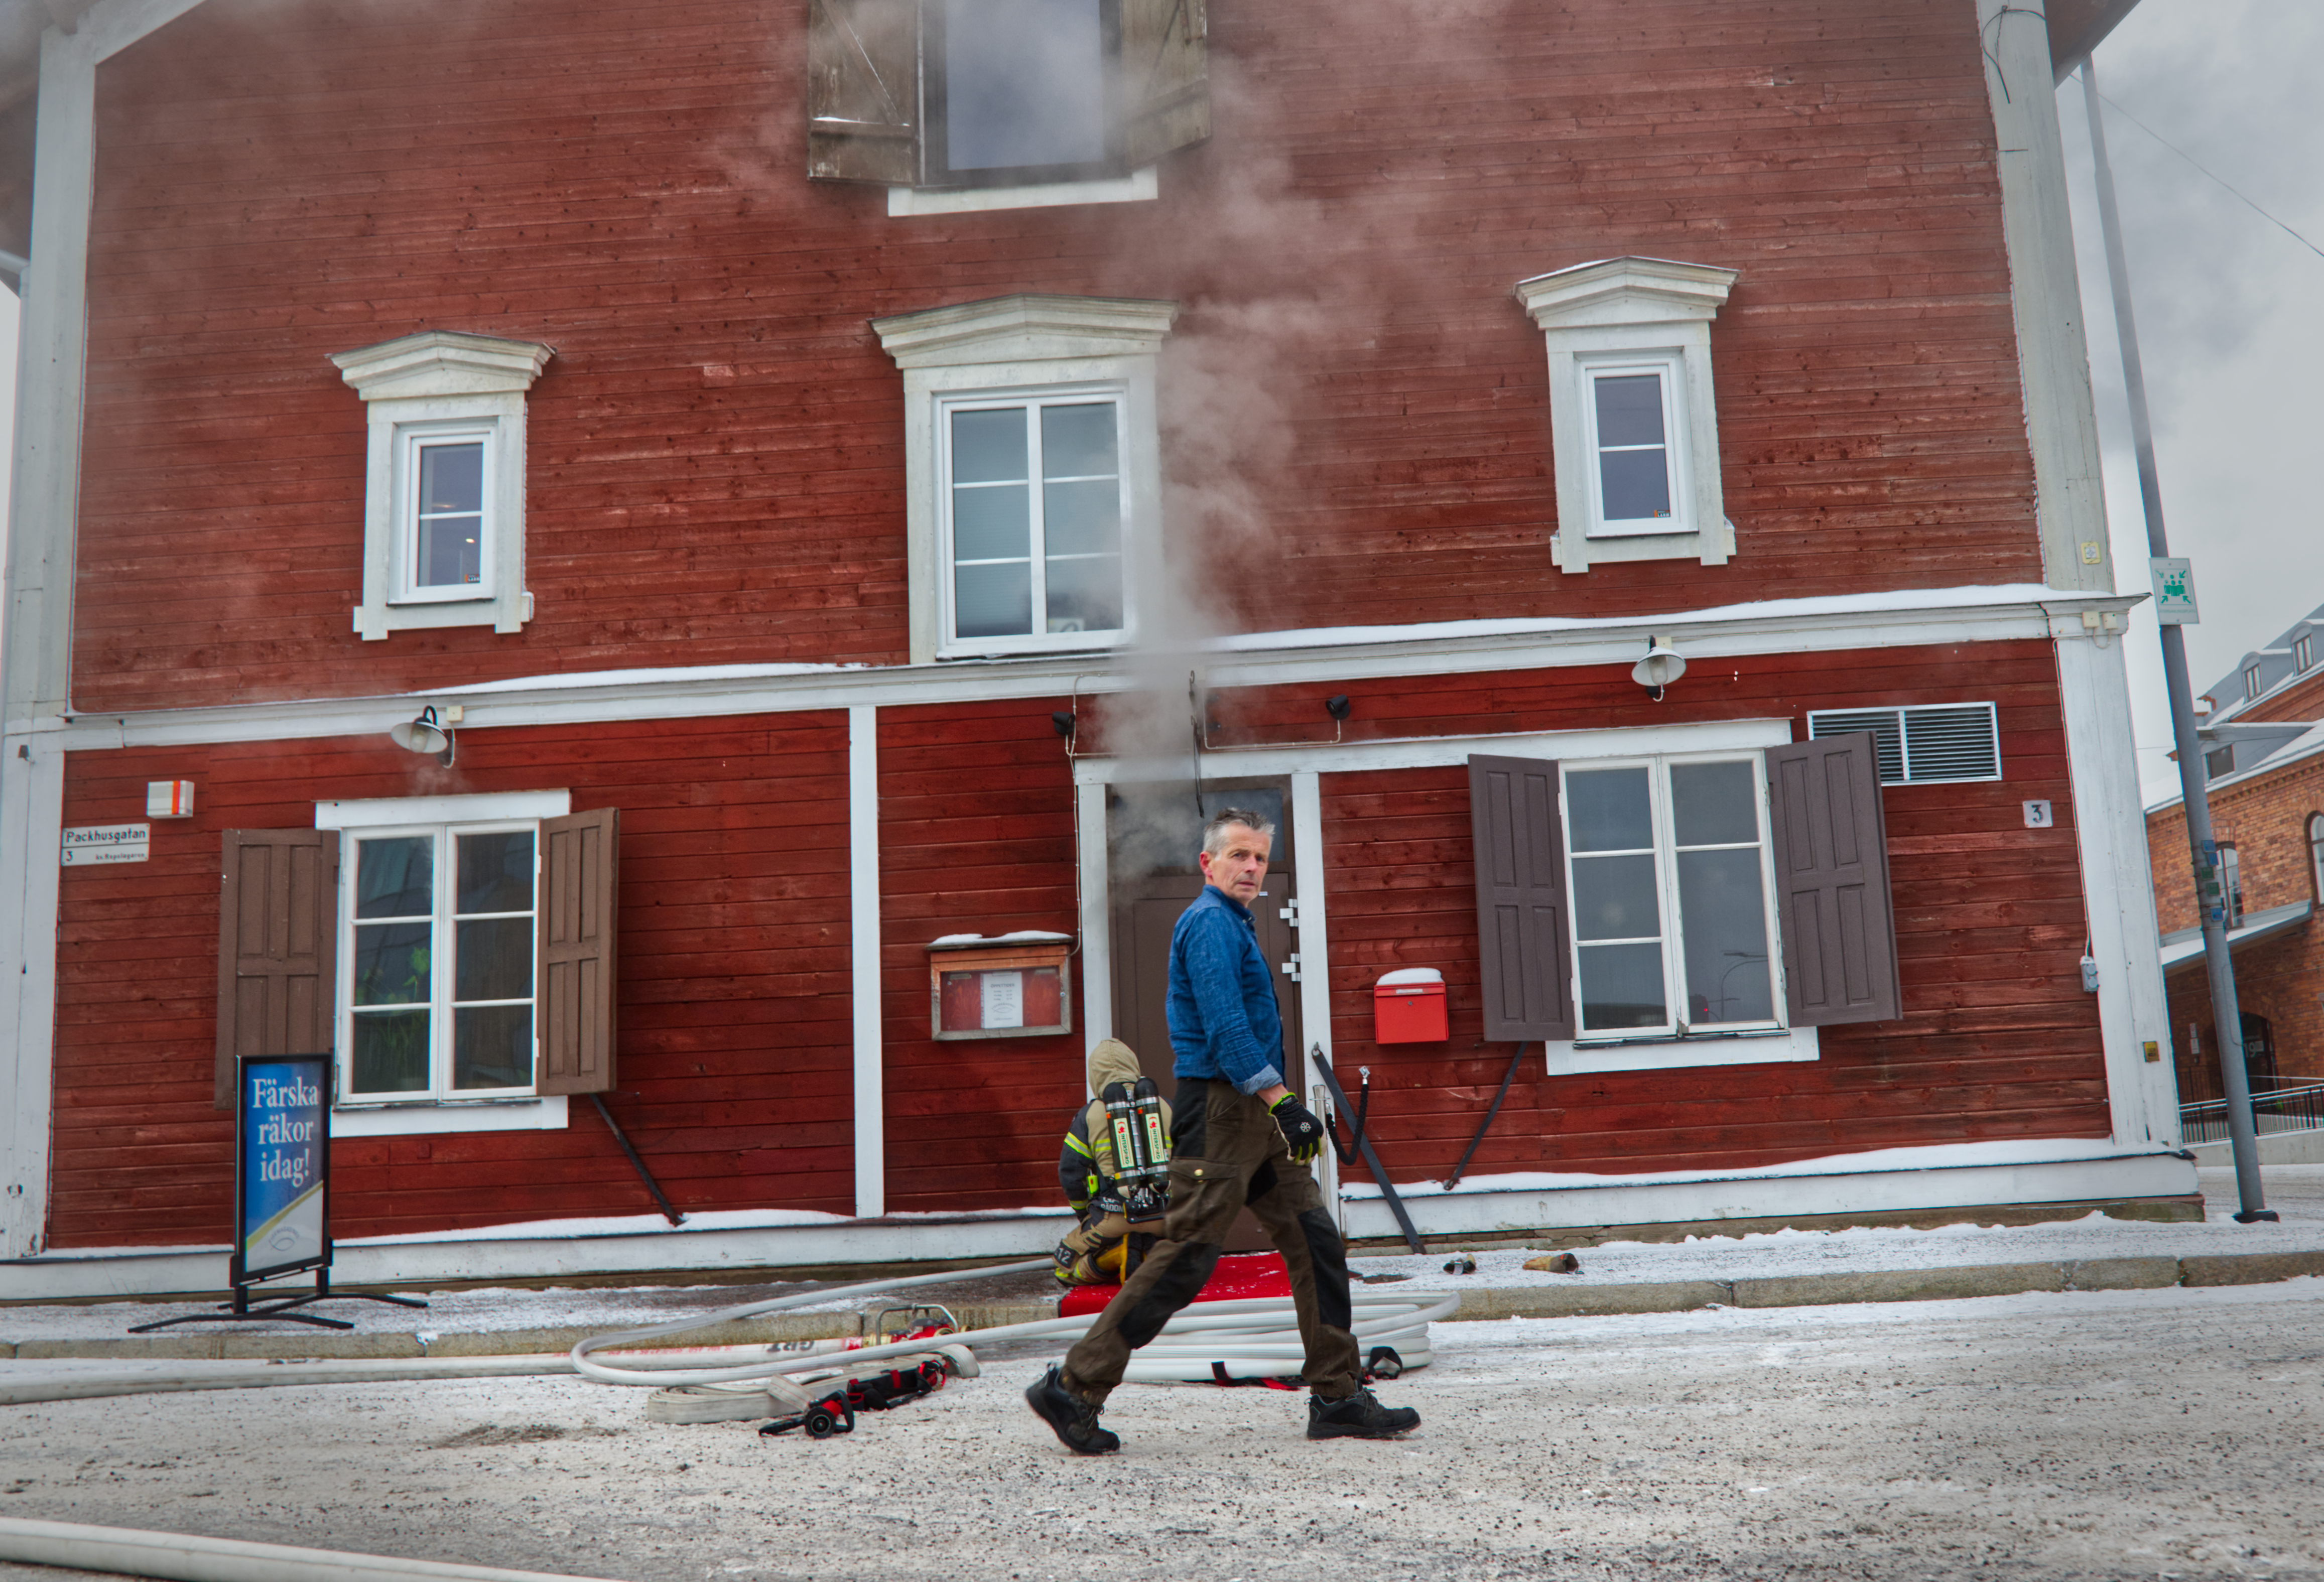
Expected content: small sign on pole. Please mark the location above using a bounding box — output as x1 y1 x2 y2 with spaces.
2150 558 2200 625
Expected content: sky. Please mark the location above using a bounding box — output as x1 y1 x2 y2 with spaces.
0 2 2307 806
2060 0 2324 802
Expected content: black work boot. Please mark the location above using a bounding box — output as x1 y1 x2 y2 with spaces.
1307 1386 1419 1440
1025 1365 1120 1455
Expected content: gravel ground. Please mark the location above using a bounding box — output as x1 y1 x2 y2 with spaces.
4 1279 2321 1582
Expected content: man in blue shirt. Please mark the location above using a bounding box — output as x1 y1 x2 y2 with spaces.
1027 809 1420 1452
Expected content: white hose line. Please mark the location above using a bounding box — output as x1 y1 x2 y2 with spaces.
0 1342 828 1408
0 1516 619 1582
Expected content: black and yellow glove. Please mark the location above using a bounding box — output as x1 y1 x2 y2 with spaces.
1268 1094 1327 1164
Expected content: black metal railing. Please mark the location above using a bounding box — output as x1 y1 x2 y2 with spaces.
2180 1080 2324 1144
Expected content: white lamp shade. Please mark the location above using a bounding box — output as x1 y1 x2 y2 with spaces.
390 710 450 755
1631 644 1686 689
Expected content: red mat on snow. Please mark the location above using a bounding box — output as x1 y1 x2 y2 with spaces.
1057 1251 1293 1316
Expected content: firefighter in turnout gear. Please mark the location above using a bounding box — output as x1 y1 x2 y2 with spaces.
1053 1038 1174 1287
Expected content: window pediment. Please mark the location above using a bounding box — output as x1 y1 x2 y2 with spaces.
331 331 553 402
872 293 1178 368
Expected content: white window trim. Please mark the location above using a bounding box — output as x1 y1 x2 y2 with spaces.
888 165 1159 216
935 384 1130 657
1560 749 1787 1047
394 423 499 604
331 331 553 641
873 294 1175 664
317 790 572 1136
1577 354 1694 538
1513 256 1738 575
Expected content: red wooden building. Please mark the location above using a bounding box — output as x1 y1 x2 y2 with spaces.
0 0 2187 1296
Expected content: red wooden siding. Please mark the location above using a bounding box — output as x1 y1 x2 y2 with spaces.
73 0 2034 713
47 713 855 1247
1308 640 2106 1181
47 639 2106 1249
875 699 1086 1214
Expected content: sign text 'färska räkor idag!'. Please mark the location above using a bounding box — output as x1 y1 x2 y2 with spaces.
239 1059 329 1280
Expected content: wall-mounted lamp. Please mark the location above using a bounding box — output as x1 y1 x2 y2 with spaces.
1051 710 1077 737
1631 637 1685 702
1324 695 1352 721
389 704 456 766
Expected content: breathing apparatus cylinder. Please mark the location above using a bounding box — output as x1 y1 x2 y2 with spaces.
1103 1078 1171 1224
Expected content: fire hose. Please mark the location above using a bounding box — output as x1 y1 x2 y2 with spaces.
3 1257 1456 1408
567 1256 1454 1389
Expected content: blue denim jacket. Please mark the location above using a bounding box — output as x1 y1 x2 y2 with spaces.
1167 885 1285 1096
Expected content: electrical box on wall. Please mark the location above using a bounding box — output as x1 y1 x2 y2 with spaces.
1373 968 1447 1044
929 932 1073 1040
146 781 196 818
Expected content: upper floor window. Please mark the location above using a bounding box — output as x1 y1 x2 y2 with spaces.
331 331 552 641
2295 633 2314 673
1512 257 1738 575
808 0 1208 209
874 293 1176 662
2308 813 2323 902
2245 663 2265 699
943 393 1126 646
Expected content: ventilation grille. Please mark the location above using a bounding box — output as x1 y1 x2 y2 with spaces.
1807 703 2001 785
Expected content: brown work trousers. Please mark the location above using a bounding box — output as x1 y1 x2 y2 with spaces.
1060 1077 1361 1403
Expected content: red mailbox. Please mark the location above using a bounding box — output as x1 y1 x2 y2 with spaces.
1373 968 1447 1044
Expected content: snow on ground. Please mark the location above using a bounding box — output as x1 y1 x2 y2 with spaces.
4 1279 2321 1582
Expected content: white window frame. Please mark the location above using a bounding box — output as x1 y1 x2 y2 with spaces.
1577 354 1693 538
935 385 1130 656
1512 256 1738 574
873 294 1175 663
2295 634 2313 674
395 423 499 604
317 790 571 1137
331 331 552 641
1560 749 1787 1048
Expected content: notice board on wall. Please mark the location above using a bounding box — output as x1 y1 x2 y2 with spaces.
235 1053 332 1285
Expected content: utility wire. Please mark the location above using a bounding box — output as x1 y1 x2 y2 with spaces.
2090 79 2324 268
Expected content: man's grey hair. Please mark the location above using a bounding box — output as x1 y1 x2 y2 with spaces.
1201 808 1277 859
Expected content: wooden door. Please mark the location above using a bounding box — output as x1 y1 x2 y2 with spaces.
1108 781 1301 1251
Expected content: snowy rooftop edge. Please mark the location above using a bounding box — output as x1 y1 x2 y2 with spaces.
366 584 2102 707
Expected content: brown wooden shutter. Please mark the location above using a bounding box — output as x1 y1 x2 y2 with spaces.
216 830 338 1109
808 0 922 185
1468 754 1575 1041
538 807 619 1095
1119 0 1211 169
1766 734 1902 1026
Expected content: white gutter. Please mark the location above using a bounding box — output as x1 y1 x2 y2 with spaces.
48 586 2144 754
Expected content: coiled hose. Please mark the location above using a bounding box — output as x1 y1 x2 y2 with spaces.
0 1258 1456 1407
569 1257 1456 1389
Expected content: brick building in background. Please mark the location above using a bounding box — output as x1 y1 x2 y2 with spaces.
2149 599 2324 1106
0 0 2184 1296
